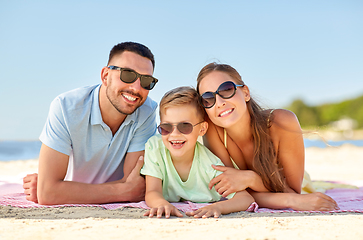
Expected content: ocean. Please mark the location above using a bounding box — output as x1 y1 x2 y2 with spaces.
0 139 363 161
0 140 42 161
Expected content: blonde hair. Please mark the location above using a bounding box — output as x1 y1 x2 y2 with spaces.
159 86 205 121
197 63 285 193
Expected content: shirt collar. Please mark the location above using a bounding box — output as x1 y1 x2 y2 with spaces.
90 84 138 127
90 84 103 126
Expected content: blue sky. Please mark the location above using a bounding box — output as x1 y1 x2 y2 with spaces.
0 0 362 140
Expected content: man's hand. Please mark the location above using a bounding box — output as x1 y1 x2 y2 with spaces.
23 173 38 203
124 156 146 202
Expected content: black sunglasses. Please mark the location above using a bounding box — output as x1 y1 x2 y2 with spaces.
200 81 244 108
108 65 158 90
157 121 204 135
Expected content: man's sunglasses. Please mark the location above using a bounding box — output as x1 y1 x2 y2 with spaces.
200 81 244 108
108 65 158 90
157 121 204 135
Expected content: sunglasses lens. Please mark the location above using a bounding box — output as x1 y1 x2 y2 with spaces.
218 82 236 99
177 122 193 134
157 122 195 135
200 81 237 108
120 69 137 83
201 92 215 108
158 124 173 135
140 76 156 90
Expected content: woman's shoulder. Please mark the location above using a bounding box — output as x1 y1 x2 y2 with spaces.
268 109 302 132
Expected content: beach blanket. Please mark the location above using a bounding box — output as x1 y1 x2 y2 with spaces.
1 181 362 214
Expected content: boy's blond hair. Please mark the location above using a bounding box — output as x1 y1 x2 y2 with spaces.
159 86 205 121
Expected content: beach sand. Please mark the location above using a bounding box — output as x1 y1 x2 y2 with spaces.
1 144 363 239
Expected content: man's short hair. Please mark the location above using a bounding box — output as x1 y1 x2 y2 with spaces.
108 42 155 70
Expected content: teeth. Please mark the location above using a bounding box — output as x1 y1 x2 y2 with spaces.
123 94 137 101
171 141 184 144
220 109 232 117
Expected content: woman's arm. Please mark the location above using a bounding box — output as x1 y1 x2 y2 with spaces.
250 110 338 211
144 176 183 218
249 191 338 211
269 109 305 194
204 118 268 195
209 165 269 197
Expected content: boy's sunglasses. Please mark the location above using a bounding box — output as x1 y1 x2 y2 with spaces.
108 65 158 90
200 81 244 108
157 121 204 135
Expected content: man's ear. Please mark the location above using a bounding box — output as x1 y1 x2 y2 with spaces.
199 121 209 136
242 85 251 102
101 66 110 86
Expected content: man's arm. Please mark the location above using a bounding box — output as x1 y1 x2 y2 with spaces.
36 144 145 205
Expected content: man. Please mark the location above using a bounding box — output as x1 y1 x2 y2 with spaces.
23 42 158 205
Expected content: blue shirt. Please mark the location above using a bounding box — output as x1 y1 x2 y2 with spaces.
39 84 157 184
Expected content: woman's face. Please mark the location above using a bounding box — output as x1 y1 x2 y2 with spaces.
198 71 250 128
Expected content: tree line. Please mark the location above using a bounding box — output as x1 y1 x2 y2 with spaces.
285 95 363 129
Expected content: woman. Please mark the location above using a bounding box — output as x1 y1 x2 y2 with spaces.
197 62 338 211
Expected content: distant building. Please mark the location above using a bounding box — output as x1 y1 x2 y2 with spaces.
330 117 358 138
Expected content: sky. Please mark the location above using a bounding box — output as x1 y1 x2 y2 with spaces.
0 0 362 140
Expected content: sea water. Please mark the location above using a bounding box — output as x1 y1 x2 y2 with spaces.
1 139 363 161
0 140 42 161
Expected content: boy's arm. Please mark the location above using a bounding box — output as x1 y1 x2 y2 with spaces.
36 144 145 205
144 175 183 218
186 190 254 218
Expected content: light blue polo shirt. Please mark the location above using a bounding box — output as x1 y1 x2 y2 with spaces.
39 84 157 184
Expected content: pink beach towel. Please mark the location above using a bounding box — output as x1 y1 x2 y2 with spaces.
1 181 362 214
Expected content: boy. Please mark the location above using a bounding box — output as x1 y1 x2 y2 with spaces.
140 86 254 218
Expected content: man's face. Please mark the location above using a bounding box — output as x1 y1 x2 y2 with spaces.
105 51 154 115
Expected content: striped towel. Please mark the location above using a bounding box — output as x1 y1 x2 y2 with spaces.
1 182 362 213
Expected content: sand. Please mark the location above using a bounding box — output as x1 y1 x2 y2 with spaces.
1 144 363 239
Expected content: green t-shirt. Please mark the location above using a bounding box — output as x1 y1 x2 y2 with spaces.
140 135 234 203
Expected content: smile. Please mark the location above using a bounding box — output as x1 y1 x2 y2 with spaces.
170 140 186 149
122 93 137 102
219 109 233 117
170 140 185 145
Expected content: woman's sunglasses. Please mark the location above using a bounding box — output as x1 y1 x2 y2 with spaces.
157 121 204 135
108 65 158 90
200 81 244 108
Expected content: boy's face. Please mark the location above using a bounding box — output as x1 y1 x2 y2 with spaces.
160 104 207 161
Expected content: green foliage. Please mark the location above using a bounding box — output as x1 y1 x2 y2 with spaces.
286 95 363 128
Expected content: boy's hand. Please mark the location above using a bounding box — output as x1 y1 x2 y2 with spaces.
186 204 221 218
144 203 184 218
